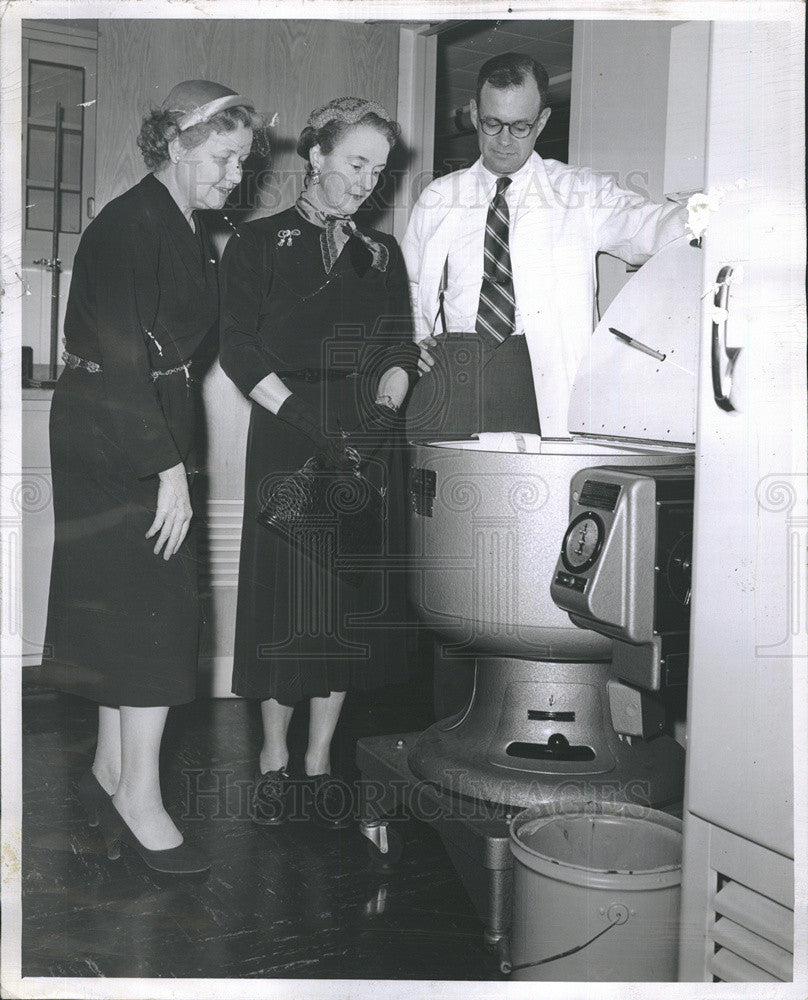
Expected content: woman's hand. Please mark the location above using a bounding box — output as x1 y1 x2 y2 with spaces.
146 462 192 560
417 336 438 375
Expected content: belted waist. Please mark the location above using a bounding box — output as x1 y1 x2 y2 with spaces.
62 351 197 384
63 351 102 374
276 368 359 383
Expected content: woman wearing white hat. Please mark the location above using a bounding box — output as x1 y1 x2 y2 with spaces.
42 80 265 874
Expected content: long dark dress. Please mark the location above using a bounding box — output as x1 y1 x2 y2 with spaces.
219 208 416 705
41 173 219 707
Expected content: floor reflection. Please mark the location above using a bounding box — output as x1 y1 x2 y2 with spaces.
22 686 500 981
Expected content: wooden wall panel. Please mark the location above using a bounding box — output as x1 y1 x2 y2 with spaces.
95 18 400 226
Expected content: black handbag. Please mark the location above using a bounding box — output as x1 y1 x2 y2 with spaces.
256 447 386 588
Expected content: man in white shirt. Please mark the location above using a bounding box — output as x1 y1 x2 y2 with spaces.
402 52 689 438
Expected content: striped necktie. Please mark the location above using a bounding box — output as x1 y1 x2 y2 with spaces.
475 176 515 342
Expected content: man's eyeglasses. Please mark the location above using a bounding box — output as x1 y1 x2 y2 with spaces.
478 114 542 139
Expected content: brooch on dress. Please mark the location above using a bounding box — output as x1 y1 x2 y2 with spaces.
277 228 301 247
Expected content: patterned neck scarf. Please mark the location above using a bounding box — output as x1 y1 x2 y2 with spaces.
295 193 389 275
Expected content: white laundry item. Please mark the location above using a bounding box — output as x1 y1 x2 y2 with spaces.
471 431 544 453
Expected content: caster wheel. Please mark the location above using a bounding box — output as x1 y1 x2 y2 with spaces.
365 825 404 871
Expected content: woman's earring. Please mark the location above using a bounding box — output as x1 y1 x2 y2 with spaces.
310 168 321 186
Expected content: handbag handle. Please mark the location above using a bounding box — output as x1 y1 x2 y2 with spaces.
302 446 362 475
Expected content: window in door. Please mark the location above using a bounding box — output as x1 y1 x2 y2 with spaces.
25 58 87 235
21 22 97 364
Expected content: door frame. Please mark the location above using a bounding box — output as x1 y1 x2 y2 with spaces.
395 21 480 242
394 23 437 242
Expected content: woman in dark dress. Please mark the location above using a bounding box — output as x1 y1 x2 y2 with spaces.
219 97 418 825
42 80 263 873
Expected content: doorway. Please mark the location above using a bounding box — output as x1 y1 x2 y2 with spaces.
433 20 573 177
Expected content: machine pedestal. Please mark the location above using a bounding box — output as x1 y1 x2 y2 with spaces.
357 730 683 946
356 655 685 946
407 657 685 809
356 731 515 945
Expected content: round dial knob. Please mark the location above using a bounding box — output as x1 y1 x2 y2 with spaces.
561 511 605 573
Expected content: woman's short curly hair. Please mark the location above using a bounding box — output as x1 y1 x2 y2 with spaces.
296 112 401 167
137 105 269 170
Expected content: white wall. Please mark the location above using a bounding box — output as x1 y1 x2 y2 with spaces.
569 20 674 313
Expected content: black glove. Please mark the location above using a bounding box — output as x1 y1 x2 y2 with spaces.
363 401 401 434
347 401 402 461
276 394 350 468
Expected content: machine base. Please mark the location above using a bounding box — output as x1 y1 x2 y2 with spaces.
356 730 683 948
356 731 515 945
407 657 686 809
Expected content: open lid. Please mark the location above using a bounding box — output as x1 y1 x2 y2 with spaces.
568 235 702 446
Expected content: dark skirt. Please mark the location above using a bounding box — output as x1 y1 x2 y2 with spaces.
41 367 200 707
231 377 414 705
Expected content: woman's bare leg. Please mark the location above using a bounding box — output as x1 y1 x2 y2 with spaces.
259 698 294 773
93 705 121 795
305 690 346 776
112 705 181 851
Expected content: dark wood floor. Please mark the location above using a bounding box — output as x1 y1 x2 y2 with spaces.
22 676 504 981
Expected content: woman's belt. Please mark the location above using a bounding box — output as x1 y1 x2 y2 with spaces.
275 368 358 383
62 351 196 385
63 351 102 374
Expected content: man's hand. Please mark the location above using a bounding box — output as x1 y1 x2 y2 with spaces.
146 463 192 560
417 336 438 376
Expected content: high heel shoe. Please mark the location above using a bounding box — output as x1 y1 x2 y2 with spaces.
97 795 211 875
76 770 112 828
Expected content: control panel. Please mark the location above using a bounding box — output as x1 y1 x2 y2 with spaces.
550 464 694 691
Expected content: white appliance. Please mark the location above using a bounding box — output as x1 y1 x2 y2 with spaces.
403 234 700 809
357 233 704 946
20 264 71 365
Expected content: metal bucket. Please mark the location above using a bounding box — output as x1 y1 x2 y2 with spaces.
507 802 682 981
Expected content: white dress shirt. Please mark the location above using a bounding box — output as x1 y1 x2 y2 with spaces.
441 157 534 336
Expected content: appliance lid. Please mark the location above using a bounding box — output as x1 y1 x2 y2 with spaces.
568 235 702 446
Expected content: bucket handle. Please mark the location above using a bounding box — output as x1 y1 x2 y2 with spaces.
499 907 627 975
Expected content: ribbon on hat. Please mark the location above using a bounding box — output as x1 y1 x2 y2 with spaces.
162 80 252 131
174 94 247 131
295 194 389 275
